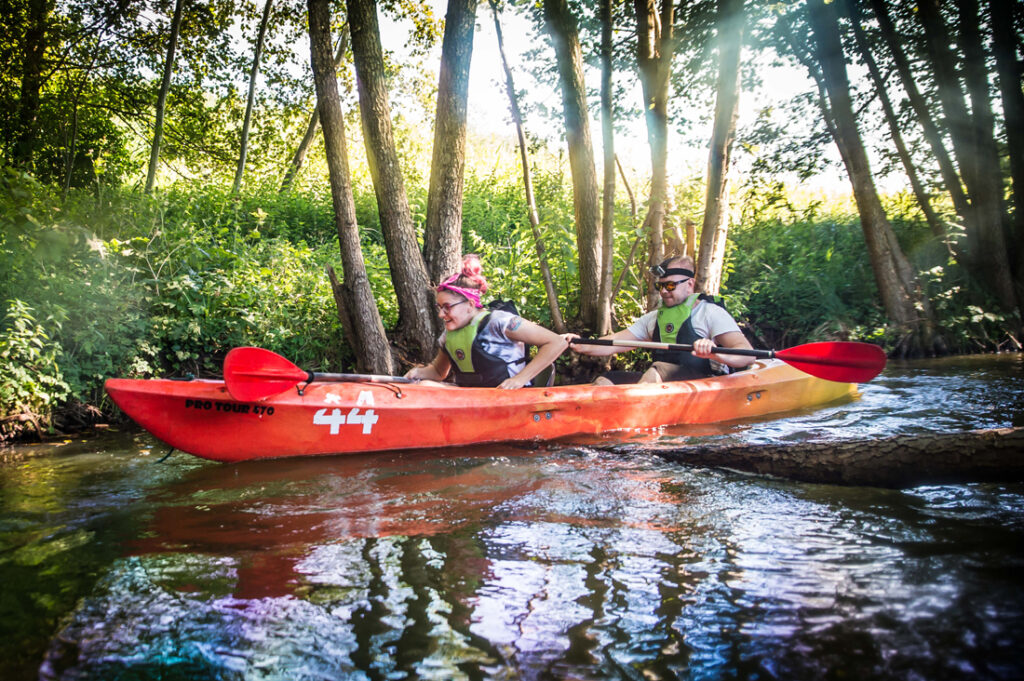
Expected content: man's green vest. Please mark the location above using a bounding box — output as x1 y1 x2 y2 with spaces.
652 293 714 379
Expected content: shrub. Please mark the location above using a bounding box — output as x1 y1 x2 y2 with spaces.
0 300 70 441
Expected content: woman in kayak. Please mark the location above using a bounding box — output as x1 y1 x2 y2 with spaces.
404 254 568 389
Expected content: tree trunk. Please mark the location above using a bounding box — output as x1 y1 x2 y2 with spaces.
280 109 320 193
61 97 79 200
489 0 566 333
307 0 393 374
347 0 435 361
233 0 273 195
958 0 1020 317
697 0 744 297
145 0 185 194
13 0 53 167
423 0 478 283
845 0 946 242
597 0 616 335
611 156 643 302
643 427 1024 488
280 30 348 194
869 0 970 221
806 0 941 357
544 0 602 330
918 0 1019 319
634 0 675 310
62 62 96 200
988 0 1024 304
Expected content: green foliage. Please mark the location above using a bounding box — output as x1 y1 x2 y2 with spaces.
725 207 888 347
0 300 70 440
0 140 1017 441
0 174 374 432
460 164 582 327
880 193 1014 353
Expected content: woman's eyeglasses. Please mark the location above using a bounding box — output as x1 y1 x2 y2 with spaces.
653 279 690 292
436 300 468 314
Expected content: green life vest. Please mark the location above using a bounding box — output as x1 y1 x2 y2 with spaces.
655 293 701 341
444 311 488 374
653 293 715 379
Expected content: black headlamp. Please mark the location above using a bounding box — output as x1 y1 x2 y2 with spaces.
649 264 694 278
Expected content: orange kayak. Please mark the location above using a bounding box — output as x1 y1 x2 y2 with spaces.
104 360 856 463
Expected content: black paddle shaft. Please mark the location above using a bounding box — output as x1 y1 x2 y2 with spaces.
569 337 774 359
308 371 419 385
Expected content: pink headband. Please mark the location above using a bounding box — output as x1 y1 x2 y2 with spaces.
437 274 483 308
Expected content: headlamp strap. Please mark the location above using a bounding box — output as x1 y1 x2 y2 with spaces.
656 267 694 278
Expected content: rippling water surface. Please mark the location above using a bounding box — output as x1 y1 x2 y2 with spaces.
2 355 1023 680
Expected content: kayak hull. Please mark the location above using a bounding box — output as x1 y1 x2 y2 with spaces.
104 360 856 463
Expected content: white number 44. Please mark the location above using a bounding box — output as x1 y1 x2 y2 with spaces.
313 407 379 435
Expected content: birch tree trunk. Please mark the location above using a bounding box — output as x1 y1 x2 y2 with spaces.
633 0 675 310
423 0 478 283
233 0 273 195
146 0 185 194
347 0 436 361
488 0 565 333
612 156 643 301
697 0 744 297
597 0 616 335
544 0 602 330
805 0 941 357
307 0 392 374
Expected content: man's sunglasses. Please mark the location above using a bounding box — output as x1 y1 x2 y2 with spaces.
436 300 468 314
653 279 691 292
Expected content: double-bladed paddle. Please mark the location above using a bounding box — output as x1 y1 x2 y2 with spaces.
225 339 886 401
224 346 417 401
568 338 886 383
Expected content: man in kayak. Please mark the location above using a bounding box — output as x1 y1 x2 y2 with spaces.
569 255 756 384
404 254 568 389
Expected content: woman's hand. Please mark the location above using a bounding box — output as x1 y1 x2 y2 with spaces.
496 375 530 390
405 352 449 382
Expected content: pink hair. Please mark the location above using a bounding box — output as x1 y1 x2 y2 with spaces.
437 254 489 308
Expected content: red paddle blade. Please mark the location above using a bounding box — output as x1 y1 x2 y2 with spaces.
775 341 887 383
224 347 308 401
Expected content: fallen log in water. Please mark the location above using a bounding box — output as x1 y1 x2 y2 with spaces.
644 427 1024 488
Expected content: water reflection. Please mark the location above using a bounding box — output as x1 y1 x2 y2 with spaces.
28 450 1024 681
1 355 1022 680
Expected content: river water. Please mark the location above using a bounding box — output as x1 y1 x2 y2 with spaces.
2 354 1022 680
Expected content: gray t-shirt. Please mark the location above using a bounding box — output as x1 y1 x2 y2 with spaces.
439 309 527 377
626 300 741 342
626 300 742 375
